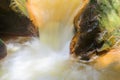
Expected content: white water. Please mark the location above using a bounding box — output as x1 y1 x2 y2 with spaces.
0 38 98 80
0 38 120 80
0 0 120 79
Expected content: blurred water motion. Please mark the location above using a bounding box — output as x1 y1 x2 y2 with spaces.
0 38 120 80
0 0 120 80
27 0 84 50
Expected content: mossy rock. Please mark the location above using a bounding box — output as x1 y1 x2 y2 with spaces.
70 0 120 61
0 39 7 59
0 0 38 37
0 0 39 59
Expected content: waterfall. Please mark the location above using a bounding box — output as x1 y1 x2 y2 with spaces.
26 0 84 50
0 0 120 80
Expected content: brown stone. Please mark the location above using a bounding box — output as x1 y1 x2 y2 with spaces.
70 0 104 60
0 0 39 59
0 0 39 37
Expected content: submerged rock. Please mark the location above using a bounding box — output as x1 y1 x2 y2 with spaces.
70 0 120 61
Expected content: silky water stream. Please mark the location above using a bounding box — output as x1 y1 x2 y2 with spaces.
0 0 120 80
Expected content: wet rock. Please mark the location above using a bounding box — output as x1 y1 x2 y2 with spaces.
0 0 39 59
70 0 105 60
0 11 38 37
0 0 11 12
71 0 120 61
0 0 39 37
0 39 7 59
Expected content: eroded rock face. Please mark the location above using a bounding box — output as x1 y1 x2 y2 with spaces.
70 0 105 60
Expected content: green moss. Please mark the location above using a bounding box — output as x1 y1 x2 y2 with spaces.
10 0 28 17
97 0 120 50
0 39 4 45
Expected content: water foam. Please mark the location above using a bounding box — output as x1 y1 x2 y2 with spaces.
0 38 99 80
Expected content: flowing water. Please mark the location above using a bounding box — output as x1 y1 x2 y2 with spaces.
0 38 120 80
0 0 120 80
26 0 86 50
